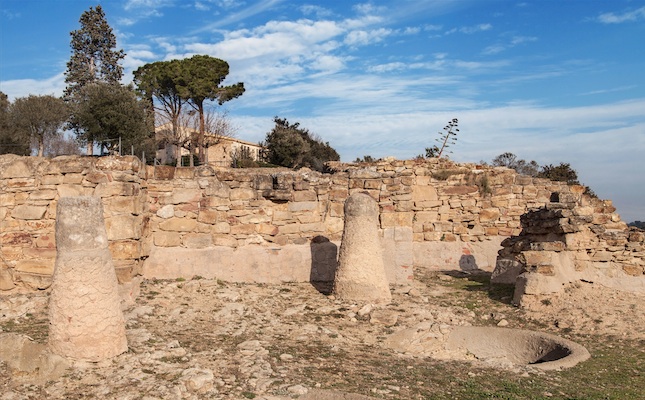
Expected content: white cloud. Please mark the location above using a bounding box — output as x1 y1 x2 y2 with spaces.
124 0 173 11
344 28 392 46
0 73 66 101
194 0 284 32
597 6 645 24
447 23 492 35
215 0 246 9
300 4 333 18
194 2 210 11
483 35 537 55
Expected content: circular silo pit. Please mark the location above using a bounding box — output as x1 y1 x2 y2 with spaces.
383 325 590 371
445 326 590 371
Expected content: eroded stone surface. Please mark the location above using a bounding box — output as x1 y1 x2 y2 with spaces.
48 197 128 362
333 193 391 304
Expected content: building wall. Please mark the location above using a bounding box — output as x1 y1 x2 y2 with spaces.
1 154 638 293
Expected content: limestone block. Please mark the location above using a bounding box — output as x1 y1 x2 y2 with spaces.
230 224 256 235
212 222 231 234
334 193 391 304
412 185 438 204
105 215 144 240
29 189 58 201
57 184 90 197
479 208 500 222
156 204 174 219
104 196 143 216
293 190 317 202
380 212 414 228
95 156 140 172
197 209 222 224
239 213 271 224
329 189 348 200
521 250 554 267
94 182 139 197
174 167 195 179
253 175 273 190
201 180 230 198
14 272 52 290
158 217 197 232
212 234 238 247
84 171 109 184
153 165 175 180
349 168 381 179
288 201 318 212
170 188 202 204
1 159 32 178
49 196 127 361
230 188 256 201
296 213 321 223
441 185 478 195
183 233 213 248
109 240 142 259
7 177 36 189
300 222 326 234
1 232 33 247
41 174 64 185
278 224 300 235
22 247 56 259
153 231 182 247
11 205 47 220
62 173 84 184
0 268 15 290
258 224 279 236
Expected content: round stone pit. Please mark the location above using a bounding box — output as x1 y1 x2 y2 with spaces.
445 326 591 371
384 325 590 371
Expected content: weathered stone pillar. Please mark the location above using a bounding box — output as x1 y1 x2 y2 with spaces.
48 197 127 361
333 192 391 304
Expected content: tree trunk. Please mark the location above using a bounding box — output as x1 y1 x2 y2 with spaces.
38 139 44 157
198 102 205 164
86 141 93 156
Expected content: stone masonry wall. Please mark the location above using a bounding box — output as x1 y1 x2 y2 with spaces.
492 190 645 306
1 154 609 292
0 155 147 291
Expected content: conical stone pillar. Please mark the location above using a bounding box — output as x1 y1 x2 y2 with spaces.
333 192 391 304
48 197 127 362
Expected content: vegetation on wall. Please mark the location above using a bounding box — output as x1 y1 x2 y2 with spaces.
263 117 339 172
425 118 459 158
488 152 597 197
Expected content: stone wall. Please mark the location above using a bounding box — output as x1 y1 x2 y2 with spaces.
1 154 617 292
0 155 147 291
492 190 645 306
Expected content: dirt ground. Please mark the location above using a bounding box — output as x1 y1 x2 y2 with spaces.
1 269 644 399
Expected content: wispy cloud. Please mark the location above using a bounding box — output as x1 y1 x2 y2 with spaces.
482 35 537 55
596 6 645 24
119 0 173 25
300 4 333 18
578 85 638 96
192 0 284 32
344 28 392 46
446 23 492 35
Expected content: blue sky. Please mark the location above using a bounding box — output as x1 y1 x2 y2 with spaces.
1 0 644 222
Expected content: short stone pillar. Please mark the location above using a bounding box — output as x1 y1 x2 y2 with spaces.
333 192 391 304
48 197 128 362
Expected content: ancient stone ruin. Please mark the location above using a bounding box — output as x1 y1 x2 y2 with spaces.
493 190 645 307
333 192 392 304
48 196 128 361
